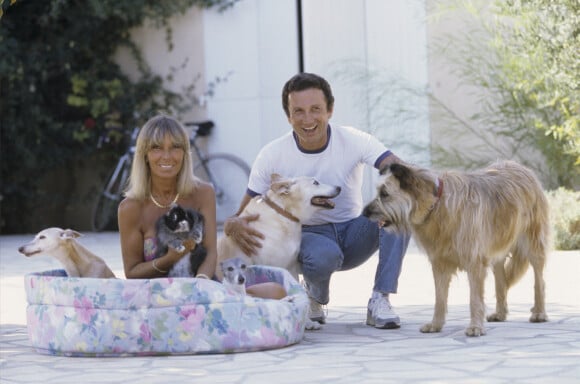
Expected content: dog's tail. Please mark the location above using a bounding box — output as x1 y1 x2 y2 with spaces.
504 250 530 289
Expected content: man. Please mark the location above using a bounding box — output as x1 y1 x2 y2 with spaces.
223 73 410 329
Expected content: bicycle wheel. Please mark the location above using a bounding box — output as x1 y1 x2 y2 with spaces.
91 154 132 232
194 153 250 227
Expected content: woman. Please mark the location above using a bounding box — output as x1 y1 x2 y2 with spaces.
118 114 285 299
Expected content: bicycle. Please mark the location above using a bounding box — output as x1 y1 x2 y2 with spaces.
91 120 250 231
185 121 251 226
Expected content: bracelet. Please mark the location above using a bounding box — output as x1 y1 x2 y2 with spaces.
196 273 210 279
152 259 167 274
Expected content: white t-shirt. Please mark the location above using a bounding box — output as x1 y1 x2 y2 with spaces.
248 125 391 225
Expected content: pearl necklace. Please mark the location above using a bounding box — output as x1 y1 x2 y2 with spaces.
150 193 180 209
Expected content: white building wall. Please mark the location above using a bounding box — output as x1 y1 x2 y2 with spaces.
120 0 429 202
300 0 429 198
116 7 207 117
202 0 299 166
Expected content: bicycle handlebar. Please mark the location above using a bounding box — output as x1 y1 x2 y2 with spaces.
185 120 214 138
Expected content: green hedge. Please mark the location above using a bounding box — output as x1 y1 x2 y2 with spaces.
547 188 580 251
0 0 235 233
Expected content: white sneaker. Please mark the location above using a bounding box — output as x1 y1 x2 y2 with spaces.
309 298 327 324
366 291 400 329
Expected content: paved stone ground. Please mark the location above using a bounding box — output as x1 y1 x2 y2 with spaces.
1 232 579 383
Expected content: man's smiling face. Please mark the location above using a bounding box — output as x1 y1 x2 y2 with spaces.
287 88 333 151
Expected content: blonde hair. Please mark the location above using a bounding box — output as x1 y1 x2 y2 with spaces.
124 114 200 200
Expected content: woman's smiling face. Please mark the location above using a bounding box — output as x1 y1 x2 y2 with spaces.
147 135 184 178
287 88 333 151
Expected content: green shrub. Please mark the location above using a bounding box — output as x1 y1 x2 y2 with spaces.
546 188 580 250
428 0 580 189
0 0 236 233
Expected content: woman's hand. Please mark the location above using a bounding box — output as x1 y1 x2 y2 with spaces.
166 238 197 263
181 238 197 253
224 214 265 256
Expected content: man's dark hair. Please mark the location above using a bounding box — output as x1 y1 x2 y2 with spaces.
282 73 335 117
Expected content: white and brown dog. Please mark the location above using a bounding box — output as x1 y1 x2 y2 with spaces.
18 227 116 278
216 174 341 281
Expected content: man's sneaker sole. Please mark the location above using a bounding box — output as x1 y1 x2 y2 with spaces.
366 310 400 329
310 316 326 324
308 299 327 324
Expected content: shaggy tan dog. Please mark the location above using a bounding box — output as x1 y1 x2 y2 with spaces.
363 160 549 336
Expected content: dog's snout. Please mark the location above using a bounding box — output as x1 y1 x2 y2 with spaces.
238 275 245 284
18 245 33 256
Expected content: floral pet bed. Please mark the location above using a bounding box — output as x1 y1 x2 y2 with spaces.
24 266 308 357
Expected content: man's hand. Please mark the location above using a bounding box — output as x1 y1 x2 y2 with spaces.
224 214 265 256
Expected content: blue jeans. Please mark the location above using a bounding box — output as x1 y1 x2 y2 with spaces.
298 215 410 305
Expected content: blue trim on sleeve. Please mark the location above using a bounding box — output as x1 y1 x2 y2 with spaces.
374 150 392 169
247 188 260 197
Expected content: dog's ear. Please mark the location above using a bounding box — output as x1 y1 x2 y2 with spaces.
271 180 292 195
61 229 82 240
270 173 282 183
389 163 414 191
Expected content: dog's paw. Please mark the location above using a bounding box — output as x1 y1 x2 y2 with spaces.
305 320 322 331
529 312 548 323
486 312 507 322
175 245 186 252
465 325 486 337
420 323 443 333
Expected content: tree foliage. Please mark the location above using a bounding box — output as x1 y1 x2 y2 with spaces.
0 0 236 232
493 0 579 186
336 0 578 189
429 0 579 188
